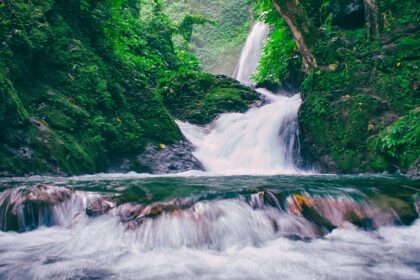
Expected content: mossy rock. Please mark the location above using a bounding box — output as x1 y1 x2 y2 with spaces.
160 71 259 125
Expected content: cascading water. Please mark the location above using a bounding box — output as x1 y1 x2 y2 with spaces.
176 92 301 175
0 176 419 279
178 22 303 175
233 22 270 85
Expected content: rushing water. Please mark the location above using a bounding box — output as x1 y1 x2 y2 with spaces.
233 22 270 85
0 175 419 279
177 90 302 175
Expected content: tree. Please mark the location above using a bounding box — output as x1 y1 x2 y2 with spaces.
270 0 319 72
364 0 380 39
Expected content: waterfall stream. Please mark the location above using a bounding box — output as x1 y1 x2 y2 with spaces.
233 22 270 85
178 22 303 175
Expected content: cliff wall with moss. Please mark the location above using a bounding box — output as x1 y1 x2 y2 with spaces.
255 0 419 174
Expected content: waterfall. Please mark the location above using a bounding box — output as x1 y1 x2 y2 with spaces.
233 22 270 85
178 22 303 175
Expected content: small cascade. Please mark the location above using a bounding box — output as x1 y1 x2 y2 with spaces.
0 185 417 239
0 185 107 232
178 22 303 175
176 92 302 175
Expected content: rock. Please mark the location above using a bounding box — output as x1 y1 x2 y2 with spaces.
86 197 115 217
109 139 204 174
160 72 259 125
331 0 365 29
0 185 73 232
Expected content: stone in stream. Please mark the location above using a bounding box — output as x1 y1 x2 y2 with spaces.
86 197 116 217
0 185 74 232
285 194 406 231
109 139 204 174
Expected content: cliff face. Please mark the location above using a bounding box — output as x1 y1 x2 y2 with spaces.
257 0 419 174
299 24 419 174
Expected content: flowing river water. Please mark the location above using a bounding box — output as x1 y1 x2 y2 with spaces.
0 23 419 280
0 174 419 279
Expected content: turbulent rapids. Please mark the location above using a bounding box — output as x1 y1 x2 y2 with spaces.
0 176 419 279
3 183 417 237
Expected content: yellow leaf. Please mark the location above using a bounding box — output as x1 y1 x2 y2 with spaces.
159 143 166 149
328 64 337 71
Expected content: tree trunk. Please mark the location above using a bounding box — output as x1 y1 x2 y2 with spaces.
271 0 318 72
364 0 380 39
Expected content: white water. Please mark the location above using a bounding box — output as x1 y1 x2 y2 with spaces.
1 193 419 280
233 22 269 85
178 21 304 175
177 92 302 175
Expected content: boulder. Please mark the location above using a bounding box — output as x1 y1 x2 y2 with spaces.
109 139 204 174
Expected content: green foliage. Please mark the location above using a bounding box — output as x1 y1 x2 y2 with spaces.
380 0 420 31
253 18 300 86
0 0 205 176
254 0 419 173
379 110 420 170
178 15 215 43
163 0 251 75
298 22 419 173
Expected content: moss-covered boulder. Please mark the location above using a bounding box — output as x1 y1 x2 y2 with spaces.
159 71 259 125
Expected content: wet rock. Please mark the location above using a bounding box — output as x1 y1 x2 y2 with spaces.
249 191 282 209
138 140 204 174
407 158 420 176
0 185 73 232
86 197 116 217
370 195 419 225
110 139 204 174
331 0 365 29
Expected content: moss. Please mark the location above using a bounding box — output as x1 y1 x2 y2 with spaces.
0 0 188 176
160 71 258 125
0 75 29 125
378 109 420 171
299 23 419 173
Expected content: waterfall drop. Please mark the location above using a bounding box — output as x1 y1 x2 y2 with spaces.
233 22 270 85
178 22 304 175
